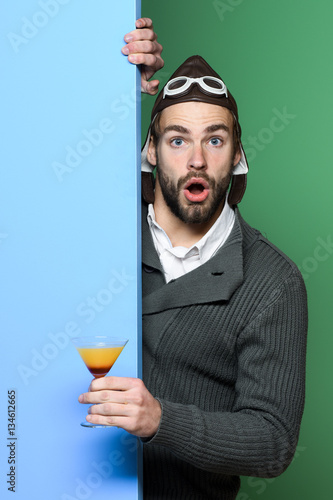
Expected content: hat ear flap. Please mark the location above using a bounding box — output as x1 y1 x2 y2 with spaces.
228 174 247 207
142 171 155 204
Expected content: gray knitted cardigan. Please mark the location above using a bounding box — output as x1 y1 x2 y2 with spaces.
142 203 308 500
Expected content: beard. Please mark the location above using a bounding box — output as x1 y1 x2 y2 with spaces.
156 164 233 224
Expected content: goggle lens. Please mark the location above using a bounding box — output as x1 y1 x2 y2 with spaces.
168 78 188 91
202 77 223 90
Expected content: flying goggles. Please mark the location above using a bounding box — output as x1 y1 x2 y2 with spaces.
163 76 228 99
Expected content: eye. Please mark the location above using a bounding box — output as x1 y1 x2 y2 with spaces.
170 138 184 147
209 137 223 146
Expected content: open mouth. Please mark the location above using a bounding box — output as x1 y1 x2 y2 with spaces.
183 177 210 202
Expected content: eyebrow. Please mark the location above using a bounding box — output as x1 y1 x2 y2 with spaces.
205 123 230 134
163 125 190 135
162 123 230 135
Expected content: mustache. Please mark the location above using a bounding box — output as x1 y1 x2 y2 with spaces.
176 172 215 191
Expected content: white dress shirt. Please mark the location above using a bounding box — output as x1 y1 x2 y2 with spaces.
147 201 235 283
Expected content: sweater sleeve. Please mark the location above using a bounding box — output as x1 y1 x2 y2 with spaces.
144 271 308 478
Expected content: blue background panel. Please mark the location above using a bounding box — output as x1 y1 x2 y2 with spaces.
1 1 142 499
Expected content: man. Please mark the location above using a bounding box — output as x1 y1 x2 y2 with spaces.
79 22 308 500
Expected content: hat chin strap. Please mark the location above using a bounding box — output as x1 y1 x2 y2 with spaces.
142 171 155 204
227 174 247 207
141 129 156 204
227 145 248 206
232 145 248 175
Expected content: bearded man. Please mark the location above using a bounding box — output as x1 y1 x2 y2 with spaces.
80 52 308 500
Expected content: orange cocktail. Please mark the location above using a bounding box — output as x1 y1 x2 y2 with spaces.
76 345 126 378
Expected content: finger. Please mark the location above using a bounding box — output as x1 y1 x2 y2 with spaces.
79 389 132 406
85 413 130 429
89 375 137 392
142 79 160 96
122 40 157 57
128 53 163 71
85 410 157 437
135 17 153 29
88 402 131 417
78 390 109 404
124 27 157 44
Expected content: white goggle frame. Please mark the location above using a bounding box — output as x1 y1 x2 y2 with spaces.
163 76 228 99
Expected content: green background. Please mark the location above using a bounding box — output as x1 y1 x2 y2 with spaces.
141 0 333 498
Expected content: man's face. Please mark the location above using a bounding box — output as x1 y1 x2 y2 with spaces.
147 101 241 225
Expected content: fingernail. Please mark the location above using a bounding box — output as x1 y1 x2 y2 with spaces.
137 21 143 27
124 35 133 42
78 395 83 403
128 55 137 63
122 46 129 55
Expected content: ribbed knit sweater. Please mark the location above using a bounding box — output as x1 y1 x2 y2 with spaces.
141 204 308 500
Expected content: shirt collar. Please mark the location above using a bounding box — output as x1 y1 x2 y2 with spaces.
147 198 235 265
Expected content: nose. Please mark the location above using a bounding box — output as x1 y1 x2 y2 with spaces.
188 143 207 171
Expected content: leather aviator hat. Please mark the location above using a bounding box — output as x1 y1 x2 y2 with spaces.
141 55 249 207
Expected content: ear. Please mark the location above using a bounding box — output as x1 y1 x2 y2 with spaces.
147 136 157 166
233 148 241 167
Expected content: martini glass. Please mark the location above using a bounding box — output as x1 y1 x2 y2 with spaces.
72 336 128 428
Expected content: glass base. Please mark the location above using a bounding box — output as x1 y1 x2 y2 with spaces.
80 421 109 428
